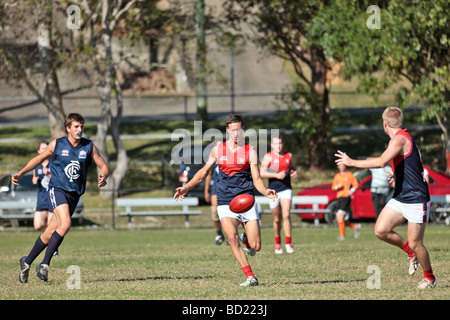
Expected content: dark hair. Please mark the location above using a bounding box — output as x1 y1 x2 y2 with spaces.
65 113 85 128
225 113 244 127
37 139 49 150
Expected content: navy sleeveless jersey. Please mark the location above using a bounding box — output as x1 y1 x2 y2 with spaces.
49 137 93 195
391 129 430 203
216 142 254 206
35 164 51 209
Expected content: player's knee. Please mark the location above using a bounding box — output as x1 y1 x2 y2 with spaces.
374 226 387 240
249 239 261 252
58 221 72 236
227 234 240 247
408 240 423 253
34 221 45 231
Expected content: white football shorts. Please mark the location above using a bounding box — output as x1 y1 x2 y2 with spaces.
269 189 293 209
385 198 430 224
217 203 260 222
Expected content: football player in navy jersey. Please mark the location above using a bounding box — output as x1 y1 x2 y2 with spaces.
32 140 53 231
14 113 109 283
335 106 436 289
174 114 277 287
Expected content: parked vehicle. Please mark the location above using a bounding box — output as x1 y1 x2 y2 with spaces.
0 172 84 224
296 165 450 224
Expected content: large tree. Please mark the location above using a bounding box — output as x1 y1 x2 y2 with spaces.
222 0 332 169
69 0 144 198
0 0 67 138
310 0 449 172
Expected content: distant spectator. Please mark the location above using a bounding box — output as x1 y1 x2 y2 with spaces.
370 166 392 220
331 163 360 240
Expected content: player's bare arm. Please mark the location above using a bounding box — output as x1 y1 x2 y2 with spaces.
174 147 216 200
335 135 407 169
204 168 213 203
290 154 298 178
259 154 285 180
249 149 277 200
92 144 110 188
12 139 55 185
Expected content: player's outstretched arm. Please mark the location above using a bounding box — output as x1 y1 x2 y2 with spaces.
12 140 55 185
174 147 217 200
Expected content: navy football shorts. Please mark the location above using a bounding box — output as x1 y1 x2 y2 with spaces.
48 187 80 217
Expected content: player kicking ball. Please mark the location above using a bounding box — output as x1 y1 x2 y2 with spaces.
174 113 277 287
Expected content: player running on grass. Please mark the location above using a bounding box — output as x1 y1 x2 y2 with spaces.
335 106 436 289
174 113 277 287
260 135 298 254
15 113 109 283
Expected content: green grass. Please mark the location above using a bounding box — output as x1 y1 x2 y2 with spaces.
1 224 449 300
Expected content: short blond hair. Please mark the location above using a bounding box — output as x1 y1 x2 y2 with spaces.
382 106 403 128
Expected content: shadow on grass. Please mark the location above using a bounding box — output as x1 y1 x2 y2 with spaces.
263 278 366 286
91 275 215 283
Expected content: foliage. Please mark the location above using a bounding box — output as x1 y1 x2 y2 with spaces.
309 0 449 168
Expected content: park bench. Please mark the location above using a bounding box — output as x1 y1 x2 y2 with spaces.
0 200 83 229
255 195 330 226
116 197 201 229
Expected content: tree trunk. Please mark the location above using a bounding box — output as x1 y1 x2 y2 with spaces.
195 0 208 122
37 0 66 139
95 0 129 200
308 45 331 169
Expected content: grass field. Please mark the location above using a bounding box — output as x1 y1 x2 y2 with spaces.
1 223 449 301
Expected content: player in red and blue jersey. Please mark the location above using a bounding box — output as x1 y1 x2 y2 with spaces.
14 113 109 283
335 106 436 289
260 135 297 254
174 113 277 287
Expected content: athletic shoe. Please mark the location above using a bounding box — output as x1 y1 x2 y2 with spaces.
409 255 419 276
215 234 225 246
417 278 436 289
274 243 283 254
285 243 294 254
337 236 346 241
36 263 49 282
354 224 361 239
53 250 59 257
240 276 258 287
19 257 30 284
239 233 256 256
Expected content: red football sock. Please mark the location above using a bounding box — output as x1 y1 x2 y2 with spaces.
401 241 415 259
423 268 435 281
242 265 255 278
285 236 292 245
274 236 281 245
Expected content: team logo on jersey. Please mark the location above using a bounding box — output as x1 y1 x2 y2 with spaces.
64 160 80 182
237 157 246 164
62 150 69 156
79 150 87 159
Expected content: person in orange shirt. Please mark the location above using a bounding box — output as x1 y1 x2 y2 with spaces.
331 163 361 240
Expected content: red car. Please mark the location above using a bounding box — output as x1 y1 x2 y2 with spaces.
296 165 450 224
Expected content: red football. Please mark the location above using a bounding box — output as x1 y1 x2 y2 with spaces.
229 194 255 213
